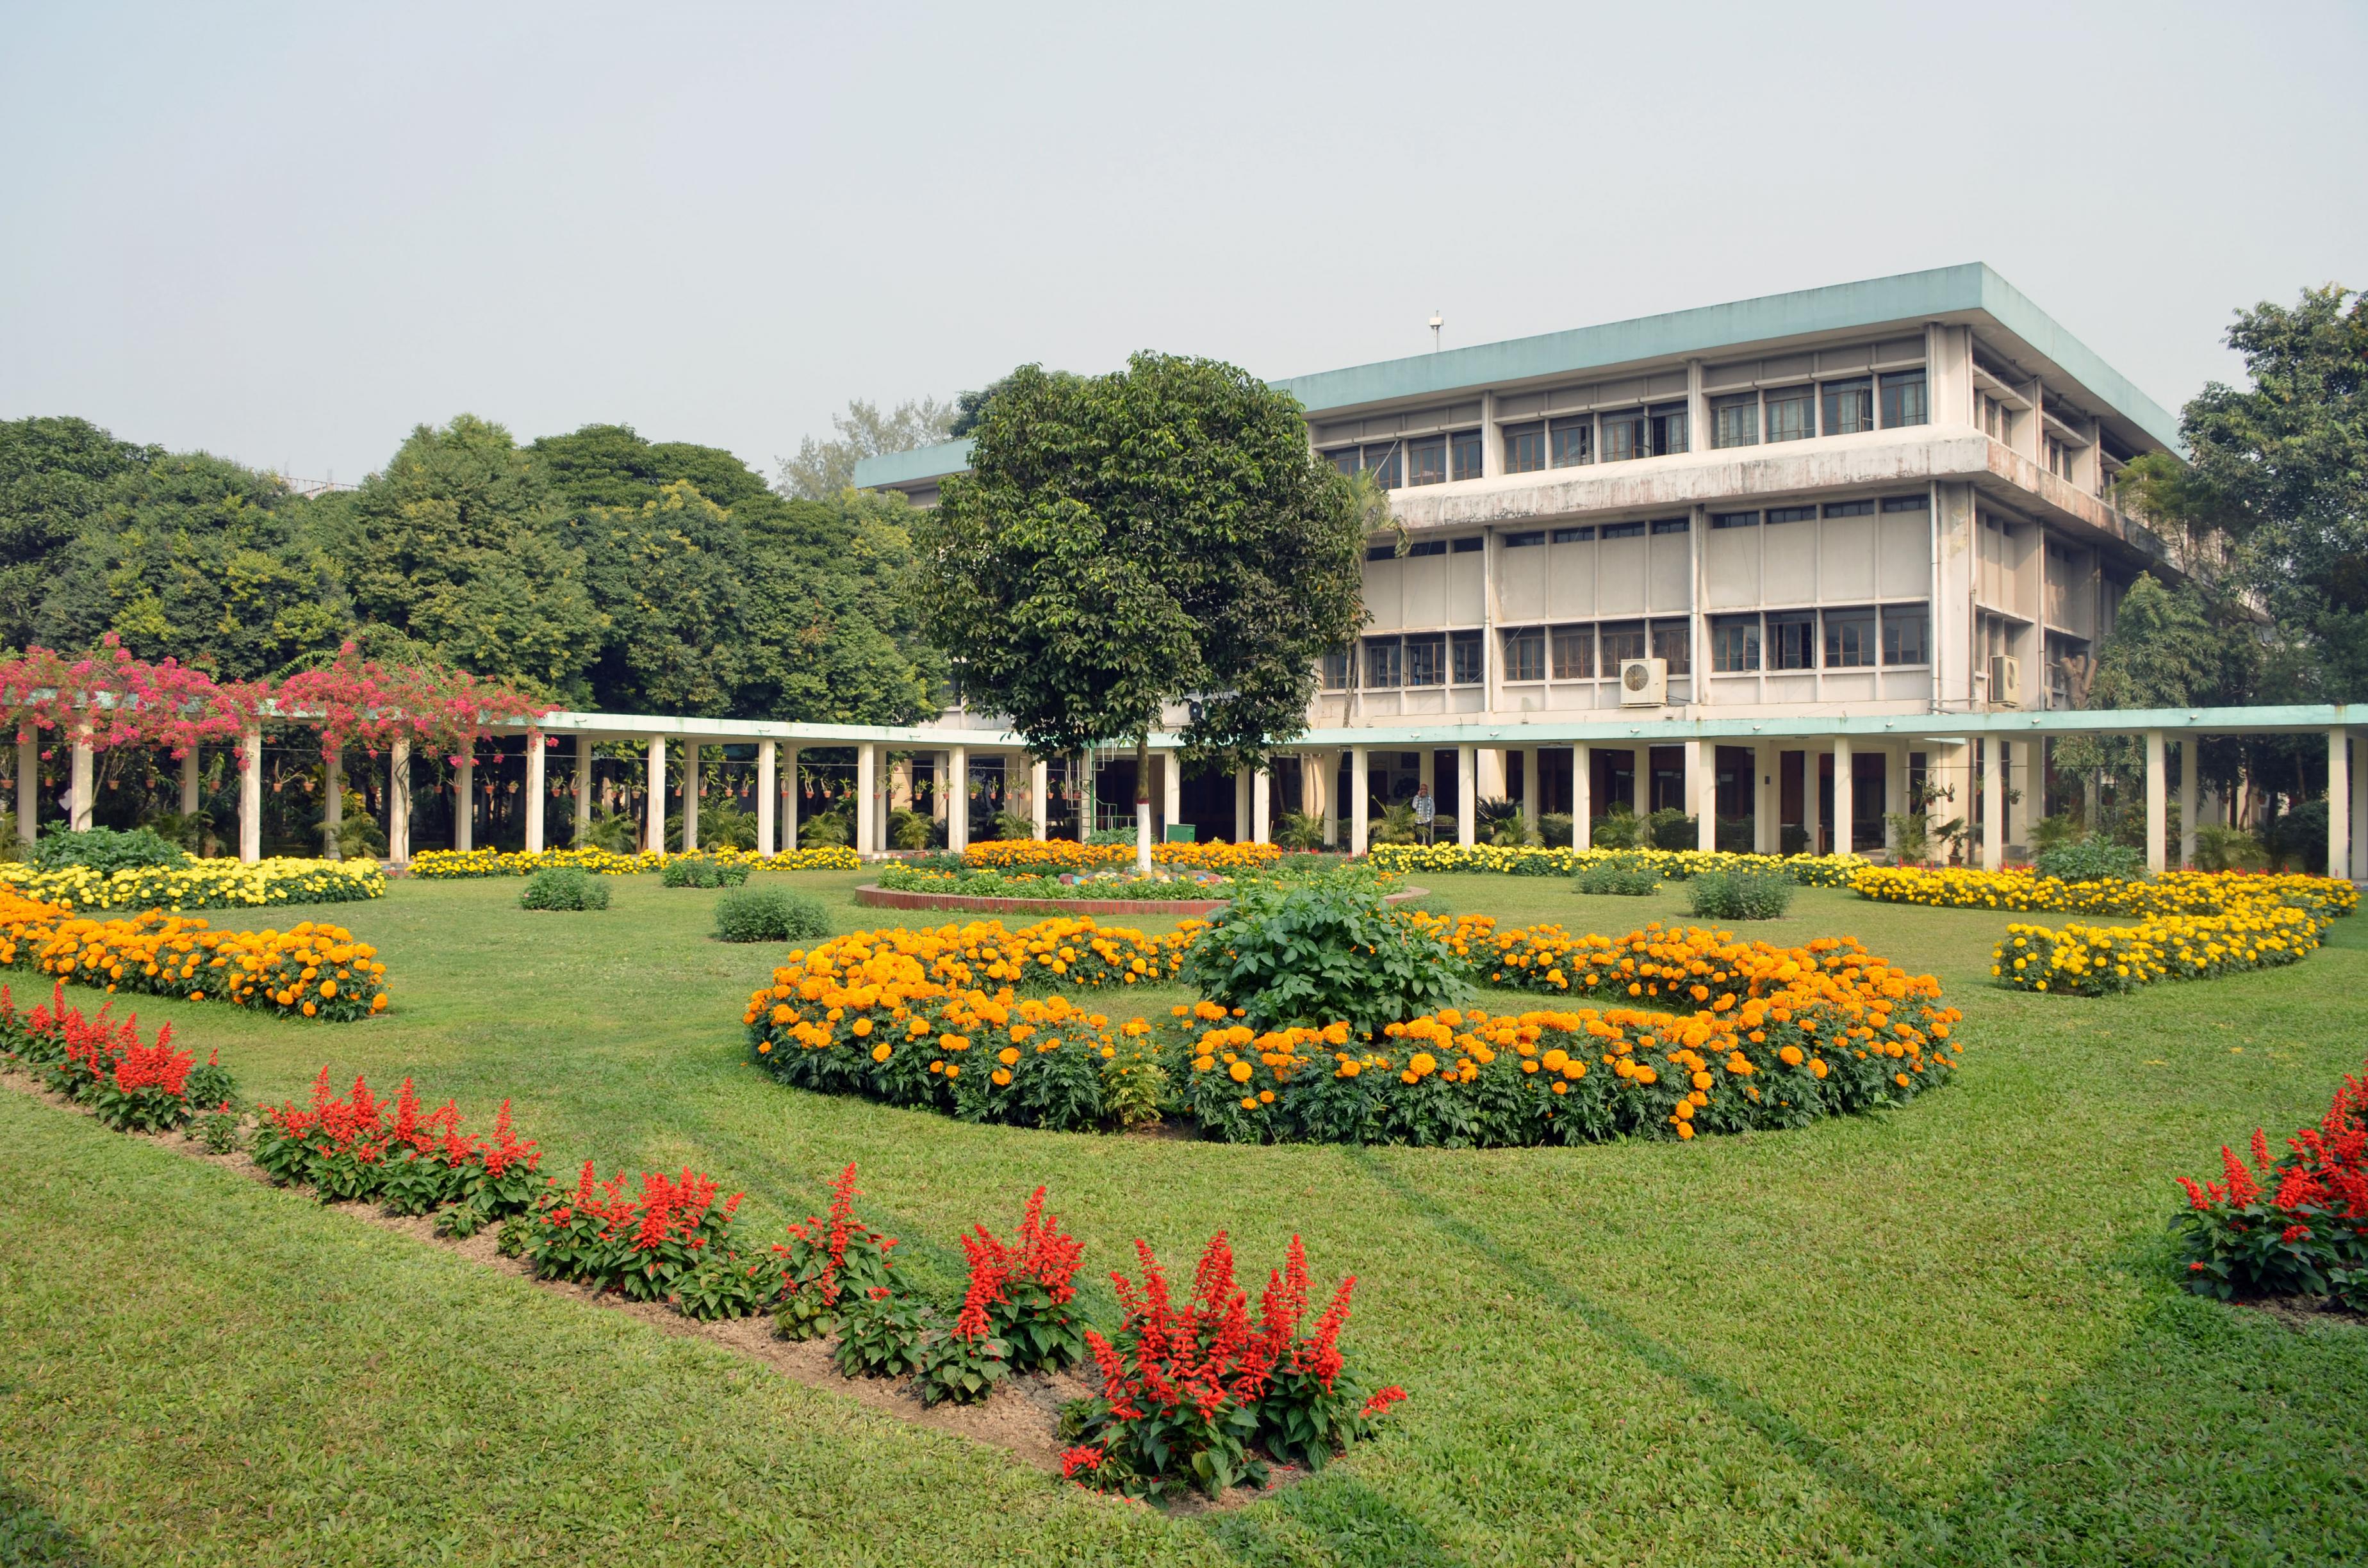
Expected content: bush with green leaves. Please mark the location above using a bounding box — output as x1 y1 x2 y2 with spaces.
887 808 943 851
1687 865 1795 920
520 865 609 911
1646 808 1697 851
29 825 191 875
580 811 641 853
713 886 829 943
2034 834 2148 883
1574 852 1661 897
1180 863 1472 1036
1273 812 1329 851
661 853 750 889
1591 806 1641 849
796 810 853 847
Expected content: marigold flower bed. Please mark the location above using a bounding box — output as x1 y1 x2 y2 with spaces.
962 840 1283 874
0 886 389 1019
0 855 387 911
1850 864 2358 920
409 845 859 878
1992 906 2329 995
741 917 1957 1145
1367 844 1868 883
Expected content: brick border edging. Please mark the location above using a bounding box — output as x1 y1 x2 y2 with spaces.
851 885 1429 917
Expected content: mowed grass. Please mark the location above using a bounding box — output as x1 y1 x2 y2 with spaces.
3 867 2365 1566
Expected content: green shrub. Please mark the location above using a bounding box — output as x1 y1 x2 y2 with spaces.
1687 865 1795 920
1591 806 1641 849
1538 810 1575 847
1367 801 1421 845
797 810 853 847
661 854 750 888
888 808 943 851
29 825 191 875
2034 834 2148 883
1180 864 1473 1036
1274 812 1329 851
2027 813 2084 856
1886 811 1932 865
1574 853 1661 896
520 866 609 911
714 886 830 943
580 811 640 853
1646 808 1696 851
2192 822 2266 872
989 810 1036 842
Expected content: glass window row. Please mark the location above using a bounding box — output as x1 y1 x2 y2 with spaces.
1500 619 1692 681
1707 603 1928 672
1709 370 1926 450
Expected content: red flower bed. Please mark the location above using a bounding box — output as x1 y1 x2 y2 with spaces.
0 979 233 1133
2175 1056 2368 1311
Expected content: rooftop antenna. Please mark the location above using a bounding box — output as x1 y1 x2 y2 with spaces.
1429 310 1443 352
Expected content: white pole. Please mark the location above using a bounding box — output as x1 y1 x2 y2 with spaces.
2352 737 2368 881
69 731 94 831
1690 740 1715 851
388 735 411 865
1350 747 1370 854
2176 737 2196 870
523 730 546 854
2328 728 2350 882
856 742 879 857
239 724 263 863
453 755 474 851
1982 739 2005 871
1251 765 1270 844
1572 743 1590 848
15 736 35 844
1457 745 1477 847
755 741 777 856
1162 748 1183 843
2144 730 2167 876
681 743 700 852
1834 736 1854 857
574 734 593 847
644 737 666 854
783 746 800 850
1522 746 1541 838
948 744 969 853
1031 758 1049 840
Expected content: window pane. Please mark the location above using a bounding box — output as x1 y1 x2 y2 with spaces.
1404 633 1444 686
1328 448 1360 475
1551 625 1595 679
1320 648 1351 689
1600 520 1645 539
1821 378 1875 436
1502 530 1545 548
1451 429 1483 480
1650 402 1688 456
1822 608 1878 668
1711 615 1760 672
1880 370 1928 428
1711 393 1759 449
1764 387 1814 443
1882 604 1929 665
1550 418 1592 468
1599 621 1647 666
1450 630 1483 685
1601 410 1647 462
1501 627 1545 682
1650 620 1690 674
1363 443 1403 488
1765 505 1814 525
1504 423 1545 473
1363 637 1401 689
1711 510 1759 529
1768 613 1816 669
1407 436 1447 486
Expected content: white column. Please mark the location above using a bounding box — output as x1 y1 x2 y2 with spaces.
1317 749 1338 847
856 742 879 857
1350 747 1370 854
16 736 36 844
324 747 344 860
1251 767 1270 844
1572 743 1591 848
1982 738 2006 871
454 753 475 851
947 744 969 853
755 741 777 856
388 735 411 865
2143 730 2166 876
645 737 666 854
1688 740 1714 851
1162 749 1183 840
1032 758 1049 839
1233 767 1251 842
2352 738 2368 881
574 734 593 847
523 730 546 853
69 731 94 831
1520 747 1540 834
680 744 699 852
1834 736 1854 856
2176 737 2196 870
2328 729 2350 882
1457 745 1477 847
239 724 263 863
782 747 800 850
180 749 199 817
1078 750 1095 844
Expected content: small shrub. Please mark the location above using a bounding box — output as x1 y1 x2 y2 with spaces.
661 854 750 888
30 825 190 875
832 1287 932 1378
888 808 942 851
520 865 609 910
194 1106 246 1154
1273 812 1329 851
989 810 1036 842
1591 806 1641 849
1886 811 1932 865
2034 834 2148 883
1574 853 1661 897
1180 864 1473 1036
2192 822 2266 872
1538 810 1575 847
1646 808 1696 851
713 886 829 943
1688 866 1795 920
773 1163 903 1340
796 810 853 848
580 811 641 853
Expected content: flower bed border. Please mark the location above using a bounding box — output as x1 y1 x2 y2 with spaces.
853 883 1431 917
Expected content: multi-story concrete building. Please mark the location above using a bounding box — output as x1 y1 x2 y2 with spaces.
852 264 2272 862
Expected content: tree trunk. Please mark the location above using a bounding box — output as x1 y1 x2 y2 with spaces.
1135 732 1153 877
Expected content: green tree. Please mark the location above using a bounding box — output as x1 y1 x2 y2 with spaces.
916 354 1365 870
2122 283 2367 699
739 489 945 724
343 415 601 695
777 398 954 500
0 416 159 649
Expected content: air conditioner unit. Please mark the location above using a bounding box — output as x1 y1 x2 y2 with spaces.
1618 657 1668 708
1990 654 2023 709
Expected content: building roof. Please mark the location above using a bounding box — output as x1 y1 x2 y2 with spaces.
852 263 2178 489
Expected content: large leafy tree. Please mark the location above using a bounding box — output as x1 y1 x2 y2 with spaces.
916 354 1365 867
2123 283 2367 700
741 488 945 724
0 416 160 651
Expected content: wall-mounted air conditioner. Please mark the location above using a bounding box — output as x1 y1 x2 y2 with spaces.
1989 655 2022 709
1618 657 1667 708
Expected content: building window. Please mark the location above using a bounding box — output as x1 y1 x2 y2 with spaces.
1650 517 1690 535
1650 619 1691 674
1765 386 1814 443
1601 409 1647 462
1767 612 1816 670
1881 494 1927 512
1766 504 1814 525
1362 443 1403 488
1551 526 1594 543
1407 435 1447 486
1363 637 1402 689
1711 614 1761 672
1882 604 1929 666
1711 510 1759 529
1404 539 1445 557
1502 530 1545 548
1551 624 1595 679
1404 633 1445 687
1449 630 1483 685
1320 647 1351 690
1501 626 1546 682
1450 428 1483 480
1504 423 1545 473
1363 544 1395 562
1822 377 1875 436
1880 370 1928 428
1823 608 1878 668
1328 448 1360 476
1711 393 1759 449
1600 520 1646 539
1823 499 1874 518
1549 416 1593 468
1650 402 1689 455
1452 535 1483 552
1599 621 1647 666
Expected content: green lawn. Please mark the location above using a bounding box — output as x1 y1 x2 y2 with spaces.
3 869 2365 1566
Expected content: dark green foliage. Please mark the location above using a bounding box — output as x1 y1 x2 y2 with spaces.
28 826 190 875
661 854 749 889
1575 853 1661 896
1686 865 1796 920
1475 797 1529 847
914 1328 1010 1407
1647 808 1697 851
519 866 609 910
712 886 828 943
1591 806 1641 848
1180 865 1473 1036
0 416 159 650
831 1289 932 1379
2034 835 2148 884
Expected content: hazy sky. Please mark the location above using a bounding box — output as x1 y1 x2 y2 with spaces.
3 1 2361 486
